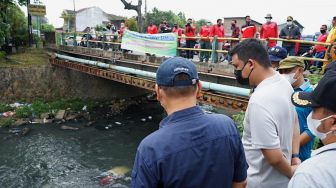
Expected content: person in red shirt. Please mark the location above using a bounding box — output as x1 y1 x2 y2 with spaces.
172 23 182 47
199 21 212 62
147 22 158 34
184 18 196 59
241 15 257 38
260 13 278 48
311 24 329 68
211 19 225 63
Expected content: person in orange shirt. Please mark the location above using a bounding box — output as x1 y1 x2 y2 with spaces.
260 13 278 48
323 16 336 70
147 22 158 34
172 23 182 47
184 18 196 59
199 21 212 62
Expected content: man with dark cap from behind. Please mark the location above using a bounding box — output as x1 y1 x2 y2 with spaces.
131 57 248 188
288 62 336 188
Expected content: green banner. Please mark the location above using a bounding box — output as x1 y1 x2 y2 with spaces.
121 30 177 57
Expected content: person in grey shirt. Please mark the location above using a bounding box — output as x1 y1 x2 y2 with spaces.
229 39 300 188
288 64 336 188
279 16 301 56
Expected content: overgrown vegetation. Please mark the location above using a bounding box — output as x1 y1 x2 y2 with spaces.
0 48 48 67
232 111 245 137
0 117 14 127
2 99 99 119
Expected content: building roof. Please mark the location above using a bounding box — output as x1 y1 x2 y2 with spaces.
61 6 125 21
224 17 263 25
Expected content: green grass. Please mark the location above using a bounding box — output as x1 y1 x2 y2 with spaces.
15 106 33 118
0 103 14 112
0 117 14 127
0 48 48 68
232 111 245 137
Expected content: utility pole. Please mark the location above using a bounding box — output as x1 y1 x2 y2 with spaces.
27 0 33 47
73 0 77 33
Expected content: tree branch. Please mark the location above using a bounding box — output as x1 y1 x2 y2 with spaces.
120 0 139 11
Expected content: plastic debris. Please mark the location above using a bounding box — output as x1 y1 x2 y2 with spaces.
148 116 152 120
3 111 15 117
82 105 87 111
115 122 122 125
99 175 114 186
105 126 109 130
141 118 146 122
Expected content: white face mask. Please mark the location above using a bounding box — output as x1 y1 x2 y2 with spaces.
287 21 293 26
266 18 271 23
281 72 297 85
307 112 334 140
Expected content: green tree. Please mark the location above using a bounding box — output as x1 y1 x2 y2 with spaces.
126 18 138 32
7 4 28 47
41 23 55 32
144 8 186 31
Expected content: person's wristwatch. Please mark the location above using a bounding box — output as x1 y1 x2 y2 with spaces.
292 153 299 158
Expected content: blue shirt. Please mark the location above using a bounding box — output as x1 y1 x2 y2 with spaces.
131 106 248 188
294 79 314 161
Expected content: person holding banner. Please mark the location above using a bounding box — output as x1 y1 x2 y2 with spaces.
185 18 196 59
172 23 182 47
147 22 158 34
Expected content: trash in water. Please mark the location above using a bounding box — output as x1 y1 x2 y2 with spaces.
99 175 114 186
141 118 146 122
105 126 109 130
115 122 122 125
2 111 15 117
148 116 153 120
82 105 87 111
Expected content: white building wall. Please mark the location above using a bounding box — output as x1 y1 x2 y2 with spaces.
75 7 109 32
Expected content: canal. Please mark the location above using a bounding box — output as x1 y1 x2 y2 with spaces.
0 103 165 187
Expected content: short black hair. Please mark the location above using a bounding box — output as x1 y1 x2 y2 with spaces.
217 19 222 23
333 16 336 21
229 39 271 68
245 15 250 19
232 20 237 23
160 73 197 97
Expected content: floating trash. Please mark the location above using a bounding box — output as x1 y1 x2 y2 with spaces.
148 116 153 120
141 118 146 122
115 122 122 125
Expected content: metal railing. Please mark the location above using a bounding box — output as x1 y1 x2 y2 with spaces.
59 32 331 63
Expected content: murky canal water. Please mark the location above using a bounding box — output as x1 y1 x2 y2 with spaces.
0 103 165 188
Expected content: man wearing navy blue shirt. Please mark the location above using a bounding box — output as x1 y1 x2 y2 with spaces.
278 57 314 162
131 57 248 188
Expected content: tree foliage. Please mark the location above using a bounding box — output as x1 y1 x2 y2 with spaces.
126 18 138 32
144 8 187 31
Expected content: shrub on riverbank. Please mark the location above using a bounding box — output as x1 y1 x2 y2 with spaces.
0 117 14 127
232 111 245 137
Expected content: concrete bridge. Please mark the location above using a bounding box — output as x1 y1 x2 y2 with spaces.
48 45 250 112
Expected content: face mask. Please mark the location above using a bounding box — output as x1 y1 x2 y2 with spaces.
287 21 293 26
320 29 326 34
231 23 236 27
246 21 251 25
234 62 253 85
266 18 271 23
281 72 297 85
307 112 334 140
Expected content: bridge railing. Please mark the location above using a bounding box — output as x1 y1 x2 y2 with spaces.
58 32 329 65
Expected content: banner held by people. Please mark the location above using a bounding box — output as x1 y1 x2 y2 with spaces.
121 29 177 57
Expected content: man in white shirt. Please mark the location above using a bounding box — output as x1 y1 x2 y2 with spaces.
288 63 336 188
229 39 300 188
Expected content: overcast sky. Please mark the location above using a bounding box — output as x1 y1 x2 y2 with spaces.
22 0 336 34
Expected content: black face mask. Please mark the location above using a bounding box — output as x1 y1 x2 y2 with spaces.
320 29 326 34
234 62 253 85
231 23 236 27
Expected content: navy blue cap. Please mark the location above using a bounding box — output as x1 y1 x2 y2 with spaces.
156 57 199 87
268 46 287 62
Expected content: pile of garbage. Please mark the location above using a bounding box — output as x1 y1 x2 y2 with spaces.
95 166 131 187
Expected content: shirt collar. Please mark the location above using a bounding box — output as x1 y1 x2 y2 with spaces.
254 71 280 92
312 142 336 156
159 106 204 129
294 79 312 92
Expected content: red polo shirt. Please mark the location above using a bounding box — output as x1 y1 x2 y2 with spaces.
315 33 328 52
147 25 158 34
241 24 257 39
260 22 278 48
200 26 212 41
211 25 225 42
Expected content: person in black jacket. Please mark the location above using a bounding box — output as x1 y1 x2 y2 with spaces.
279 16 301 56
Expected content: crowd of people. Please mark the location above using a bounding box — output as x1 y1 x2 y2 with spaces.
130 16 336 188
144 15 336 67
